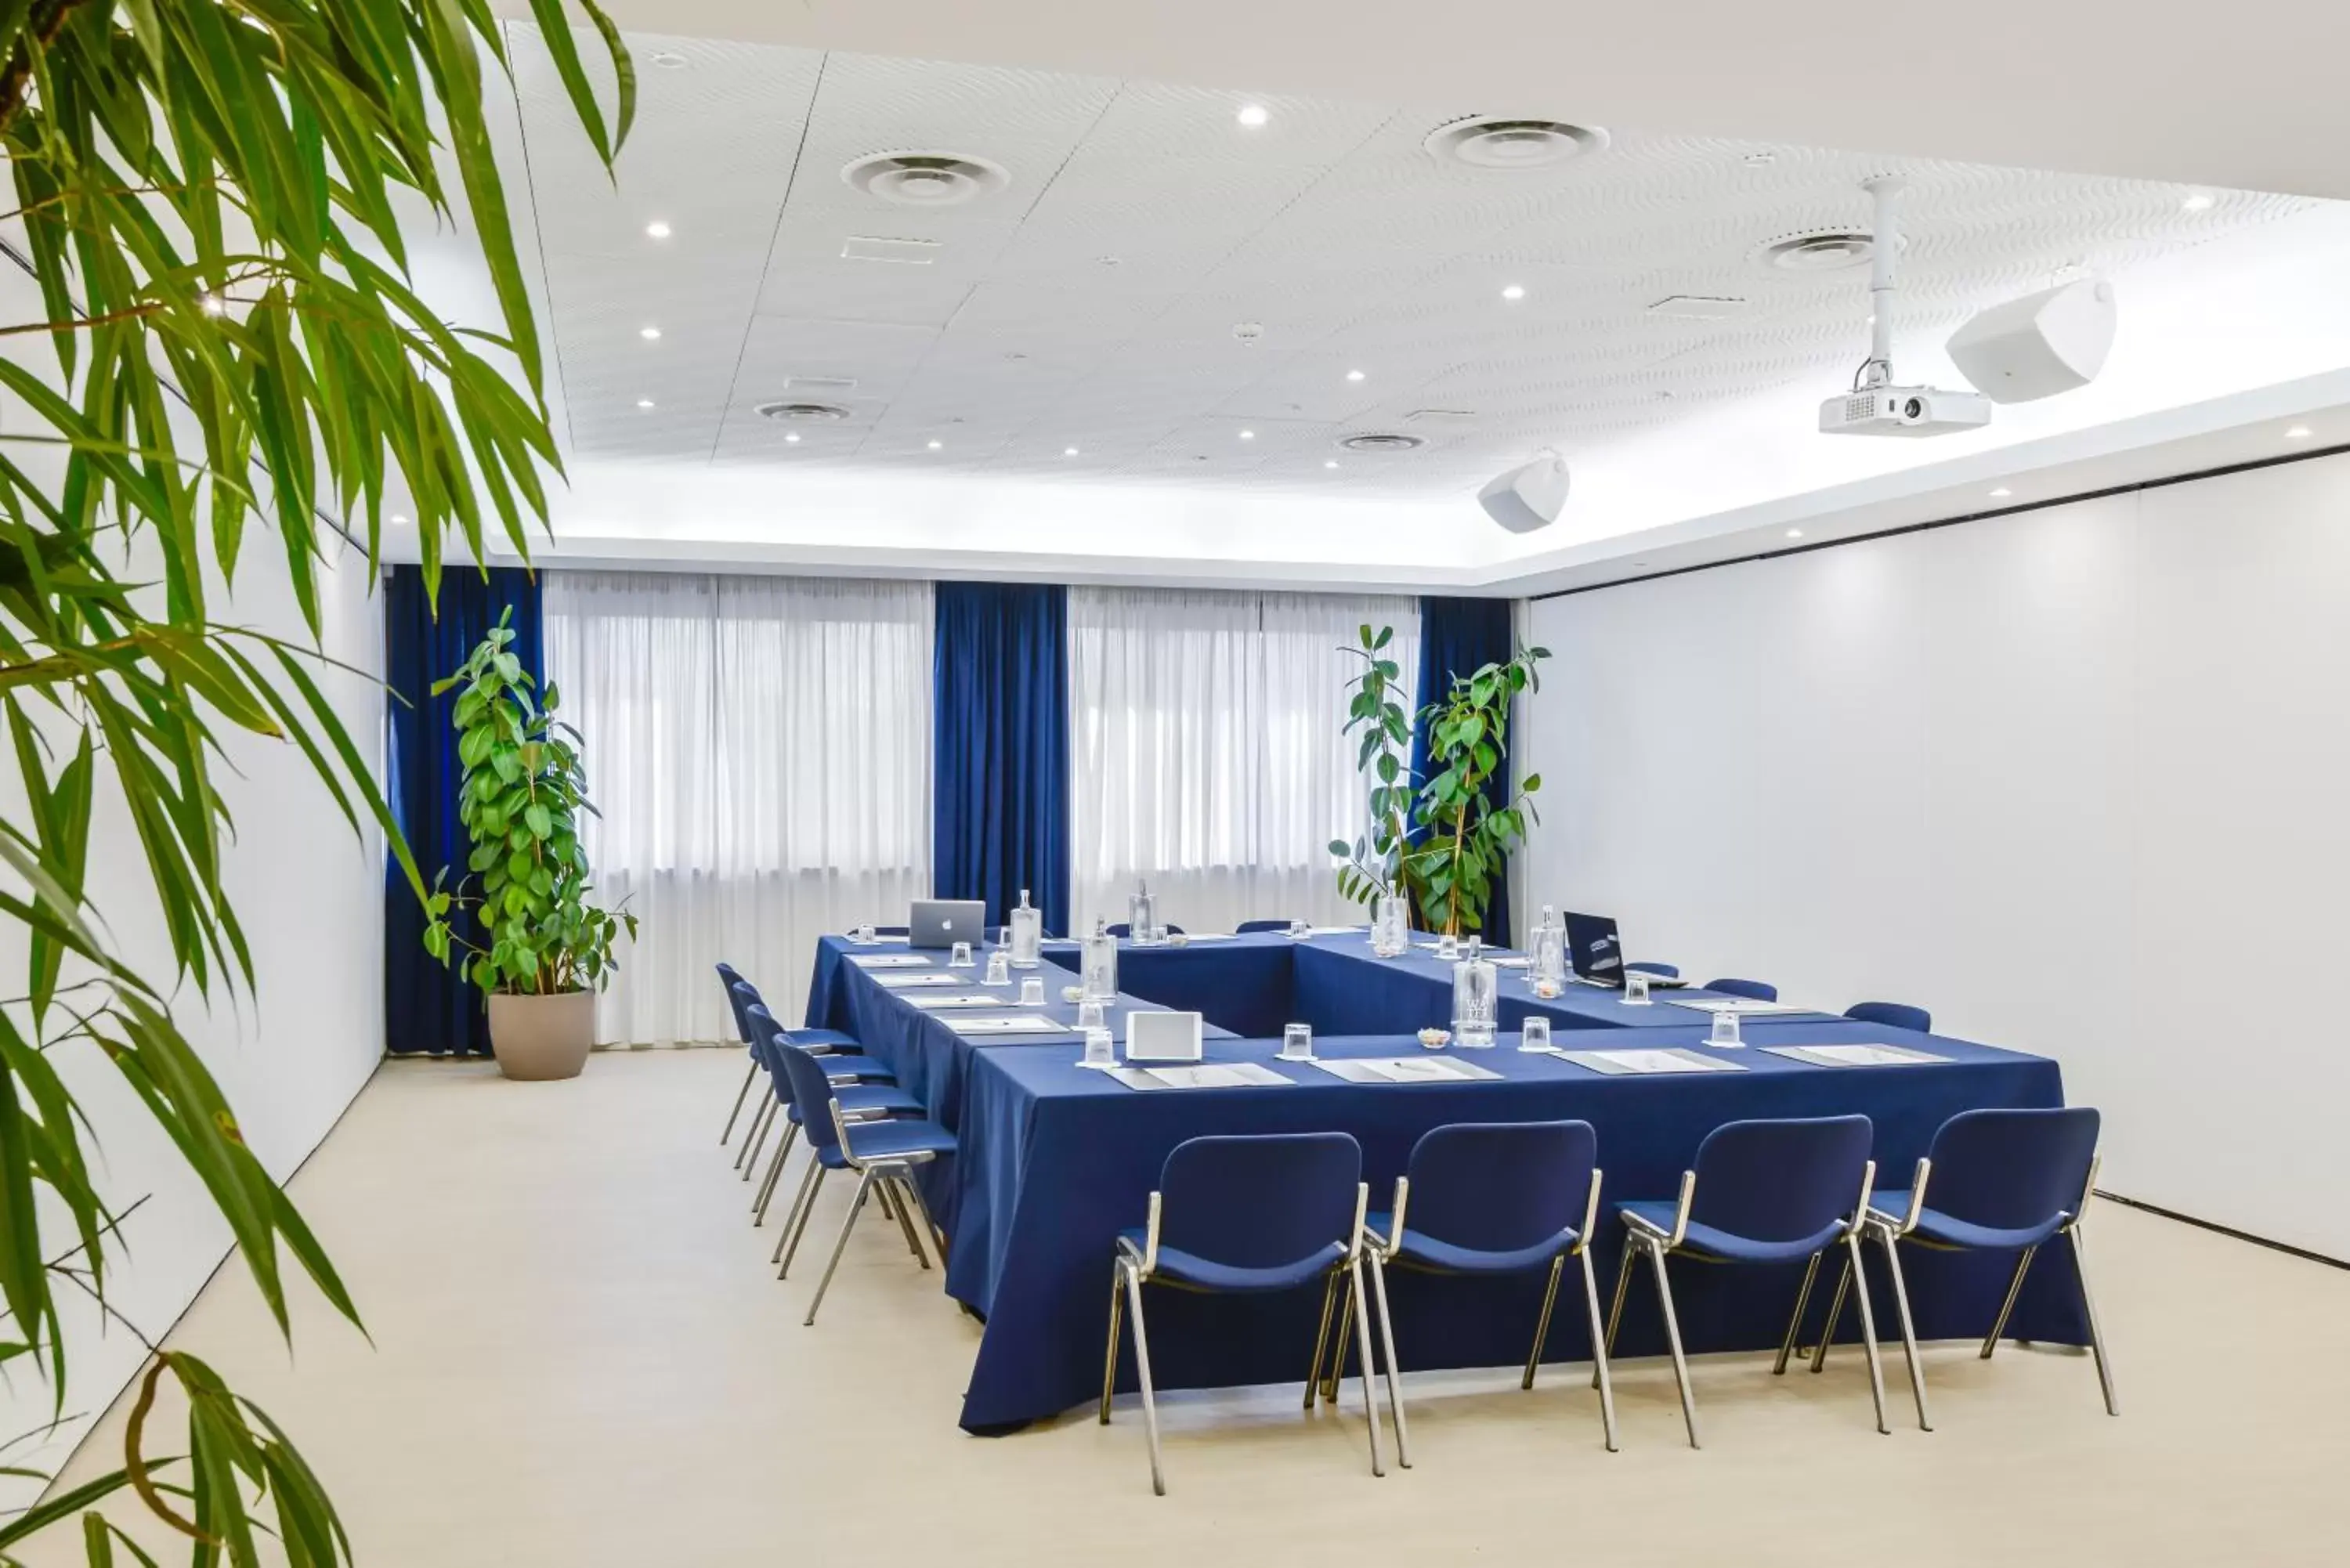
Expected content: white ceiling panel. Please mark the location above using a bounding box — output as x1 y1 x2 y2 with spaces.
503 22 2323 503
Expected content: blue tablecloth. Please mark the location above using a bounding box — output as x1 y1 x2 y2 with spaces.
804 934 2085 1433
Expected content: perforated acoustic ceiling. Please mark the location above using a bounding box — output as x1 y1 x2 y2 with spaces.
503 24 2312 500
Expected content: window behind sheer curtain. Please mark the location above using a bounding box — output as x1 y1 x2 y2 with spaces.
544 571 932 1042
1068 587 1419 934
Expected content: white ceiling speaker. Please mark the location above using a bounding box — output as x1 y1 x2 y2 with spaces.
1947 277 2118 403
840 151 1009 208
1424 117 1607 169
756 401 851 423
1478 452 1571 533
1339 432 1426 453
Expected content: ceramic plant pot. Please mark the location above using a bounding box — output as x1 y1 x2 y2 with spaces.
486 990 597 1081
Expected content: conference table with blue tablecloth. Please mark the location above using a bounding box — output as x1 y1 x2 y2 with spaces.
806 928 2087 1435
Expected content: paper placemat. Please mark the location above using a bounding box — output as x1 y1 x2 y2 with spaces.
875 973 961 989
1556 1048 1749 1076
1107 1062 1294 1092
942 1014 1068 1035
906 993 1018 1010
1763 1043 1950 1069
845 934 909 945
1293 925 1364 938
1665 997 1816 1017
1313 1055 1504 1085
848 954 931 970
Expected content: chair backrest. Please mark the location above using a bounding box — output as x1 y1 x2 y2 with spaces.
773 1042 844 1153
728 981 770 1052
1705 977 1778 1002
1846 1000 1931 1034
743 1001 788 1078
1105 923 1187 938
1689 1116 1873 1242
1924 1107 2101 1231
1235 919 1294 934
1404 1121 1597 1252
717 963 749 1035
1625 961 1680 978
1157 1133 1361 1268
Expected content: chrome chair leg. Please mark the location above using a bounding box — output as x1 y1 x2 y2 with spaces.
874 1178 900 1225
1121 1259 1166 1496
776 1165 830 1278
1305 1273 1341 1411
1323 1281 1358 1404
1644 1237 1701 1450
1876 1230 1932 1430
804 1170 877 1326
1810 1252 1855 1374
721 1060 758 1144
1523 1253 1565 1391
770 1156 822 1266
1980 1244 2038 1360
739 1099 776 1179
884 1172 929 1267
1775 1251 1824 1375
1578 1248 1620 1452
2069 1227 2120 1416
1100 1265 1126 1425
900 1177 949 1270
1365 1254 1409 1469
1842 1230 1891 1435
1347 1258 1387 1478
1595 1234 1636 1391
754 1122 801 1223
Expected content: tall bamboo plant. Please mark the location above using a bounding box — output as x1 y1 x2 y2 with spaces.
0 4 628 1562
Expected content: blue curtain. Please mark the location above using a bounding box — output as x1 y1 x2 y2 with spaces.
383 565 544 1056
1412 597 1517 946
932 583 1071 935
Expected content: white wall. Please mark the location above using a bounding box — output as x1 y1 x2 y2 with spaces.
0 264 389 1505
1520 450 2350 1259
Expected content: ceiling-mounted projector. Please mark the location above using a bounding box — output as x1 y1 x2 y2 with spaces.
1478 452 1571 532
1818 175 1992 439
1947 277 2118 403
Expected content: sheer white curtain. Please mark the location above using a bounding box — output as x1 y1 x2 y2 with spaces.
1068 587 1419 935
544 572 932 1043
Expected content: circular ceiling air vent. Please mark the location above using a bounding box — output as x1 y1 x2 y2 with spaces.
756 401 851 423
1339 432 1426 453
841 150 1010 208
1755 230 1877 273
1424 117 1608 170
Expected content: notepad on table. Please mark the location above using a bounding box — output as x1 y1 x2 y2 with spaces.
1556 1048 1748 1076
848 954 931 970
942 1014 1067 1035
1107 1062 1293 1091
1666 997 1815 1017
875 973 962 989
906 993 1015 1010
1313 1056 1503 1085
1764 1043 1950 1069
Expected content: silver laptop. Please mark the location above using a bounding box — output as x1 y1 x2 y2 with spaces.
909 898 986 950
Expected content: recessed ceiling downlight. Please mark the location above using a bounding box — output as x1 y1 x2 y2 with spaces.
1755 230 1877 273
757 401 851 424
841 150 1010 208
1340 432 1426 453
1425 117 1608 170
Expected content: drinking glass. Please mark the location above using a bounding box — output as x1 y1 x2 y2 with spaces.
949 941 974 969
1018 975 1046 1007
1280 1023 1315 1062
1434 932 1459 963
854 922 877 944
1518 1015 1553 1053
1076 998 1106 1031
984 950 1010 987
1082 1026 1118 1068
1624 970 1652 1005
1709 1009 1744 1047
1287 919 1311 939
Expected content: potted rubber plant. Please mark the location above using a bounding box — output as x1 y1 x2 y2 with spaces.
423 609 634 1078
1408 643 1548 938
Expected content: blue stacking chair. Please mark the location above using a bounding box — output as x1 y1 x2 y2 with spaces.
1846 1000 1932 1033
744 1011 925 1230
1105 922 1186 938
1625 961 1680 978
1100 1133 1380 1495
1346 1121 1618 1464
1817 1107 2113 1429
729 985 895 1183
1236 919 1296 934
1705 977 1778 1002
768 1042 957 1324
1607 1115 1885 1446
716 963 862 1156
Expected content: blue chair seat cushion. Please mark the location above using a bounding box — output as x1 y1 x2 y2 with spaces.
795 1057 895 1085
1119 1230 1347 1294
815 1118 958 1169
788 1083 924 1123
1618 1200 1846 1266
1367 1210 1577 1275
785 1028 862 1052
1873 1189 2067 1252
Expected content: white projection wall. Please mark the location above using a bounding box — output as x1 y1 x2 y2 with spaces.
1521 451 2350 1259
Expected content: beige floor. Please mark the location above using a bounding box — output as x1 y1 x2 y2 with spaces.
42 1051 2350 1566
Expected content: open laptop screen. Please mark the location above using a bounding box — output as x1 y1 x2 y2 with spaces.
1562 911 1625 986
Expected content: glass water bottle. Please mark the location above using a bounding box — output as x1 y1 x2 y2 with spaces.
1008 887 1043 968
1452 936 1499 1047
1127 879 1158 945
1531 905 1566 988
1081 916 1119 1001
1372 891 1409 958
